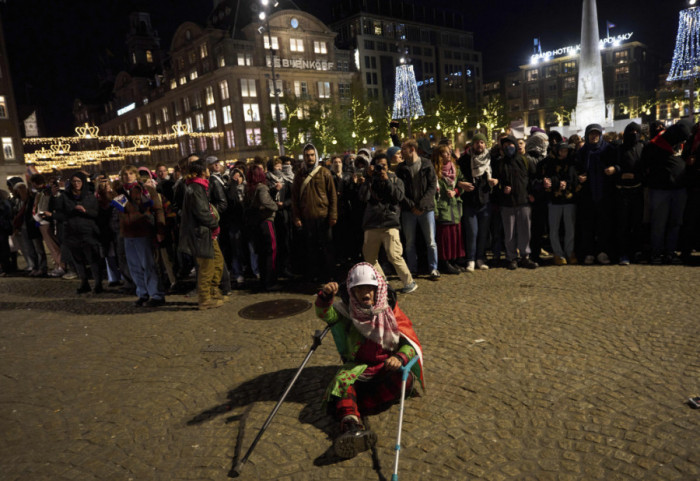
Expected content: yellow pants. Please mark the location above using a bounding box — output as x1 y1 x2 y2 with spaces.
197 241 223 304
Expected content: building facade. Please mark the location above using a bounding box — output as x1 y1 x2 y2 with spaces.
0 16 24 185
78 9 355 165
330 0 483 109
502 35 661 130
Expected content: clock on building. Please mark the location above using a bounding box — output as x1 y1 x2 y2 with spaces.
290 18 299 29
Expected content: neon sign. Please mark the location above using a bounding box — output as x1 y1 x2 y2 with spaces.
530 32 634 64
117 103 136 116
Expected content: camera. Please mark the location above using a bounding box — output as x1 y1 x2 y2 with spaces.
389 120 400 129
375 164 386 172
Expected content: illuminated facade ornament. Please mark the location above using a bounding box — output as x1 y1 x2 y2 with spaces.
105 144 121 156
171 121 190 137
36 147 51 159
392 64 425 120
50 142 70 155
133 137 150 150
668 5 700 81
75 122 100 139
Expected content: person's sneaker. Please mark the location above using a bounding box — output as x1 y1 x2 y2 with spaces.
466 261 475 272
146 297 166 307
507 260 518 270
553 255 567 266
399 282 418 294
48 267 66 277
597 252 611 265
619 256 631 266
212 291 230 302
428 269 441 280
520 257 538 269
62 271 78 280
443 262 460 275
584 255 595 265
134 296 149 307
333 421 377 459
476 260 489 270
199 298 224 310
650 255 663 265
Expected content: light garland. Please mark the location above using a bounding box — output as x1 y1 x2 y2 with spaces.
22 131 223 146
392 64 425 120
75 123 99 139
668 6 700 81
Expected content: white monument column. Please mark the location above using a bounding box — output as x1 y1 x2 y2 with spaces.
576 0 606 128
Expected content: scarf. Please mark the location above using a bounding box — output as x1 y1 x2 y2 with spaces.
280 164 295 183
186 177 209 191
336 263 400 351
267 169 285 185
471 150 491 179
441 160 456 185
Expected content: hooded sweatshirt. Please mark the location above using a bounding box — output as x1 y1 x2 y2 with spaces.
615 122 645 188
642 119 692 190
576 123 617 202
291 142 337 222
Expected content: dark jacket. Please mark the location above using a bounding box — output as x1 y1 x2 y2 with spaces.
179 181 219 258
395 157 437 212
208 173 228 223
615 123 645 189
359 171 405 230
457 153 492 208
53 187 100 248
643 120 692 190
245 183 278 225
492 153 535 207
538 153 578 205
576 125 618 202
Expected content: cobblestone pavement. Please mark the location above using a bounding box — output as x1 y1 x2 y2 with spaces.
1 263 699 481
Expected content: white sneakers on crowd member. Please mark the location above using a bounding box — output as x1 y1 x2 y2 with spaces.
476 260 489 270
48 267 65 277
62 271 78 280
466 261 475 272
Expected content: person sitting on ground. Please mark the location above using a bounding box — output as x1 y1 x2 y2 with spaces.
315 262 424 459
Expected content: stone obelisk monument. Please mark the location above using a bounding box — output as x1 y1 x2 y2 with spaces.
575 0 606 128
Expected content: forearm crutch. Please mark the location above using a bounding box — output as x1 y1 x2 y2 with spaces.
391 355 419 481
231 325 331 477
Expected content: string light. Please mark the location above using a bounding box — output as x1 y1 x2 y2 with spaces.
75 123 99 139
392 64 425 120
668 5 700 81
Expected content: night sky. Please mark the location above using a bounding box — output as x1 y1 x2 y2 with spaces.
0 0 686 136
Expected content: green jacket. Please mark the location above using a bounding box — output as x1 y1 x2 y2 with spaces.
434 167 464 224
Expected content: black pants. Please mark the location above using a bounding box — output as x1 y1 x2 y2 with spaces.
253 220 277 289
300 217 334 282
70 241 102 285
529 200 548 261
616 187 643 259
576 197 614 259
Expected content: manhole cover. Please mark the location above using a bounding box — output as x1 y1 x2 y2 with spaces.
238 298 311 320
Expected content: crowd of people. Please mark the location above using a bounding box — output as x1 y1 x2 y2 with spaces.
0 118 698 307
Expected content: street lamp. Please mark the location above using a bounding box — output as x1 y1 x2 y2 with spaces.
257 0 285 156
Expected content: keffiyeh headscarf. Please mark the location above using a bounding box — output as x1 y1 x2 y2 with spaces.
341 262 400 351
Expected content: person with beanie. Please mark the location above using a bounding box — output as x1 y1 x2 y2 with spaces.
575 123 618 265
387 145 402 171
615 122 646 265
457 133 499 271
641 119 692 264
493 135 538 270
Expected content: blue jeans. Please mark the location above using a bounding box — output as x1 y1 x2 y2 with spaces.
124 237 164 300
462 204 490 262
548 203 576 258
401 210 438 272
649 188 687 257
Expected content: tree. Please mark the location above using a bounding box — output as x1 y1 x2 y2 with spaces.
476 95 506 146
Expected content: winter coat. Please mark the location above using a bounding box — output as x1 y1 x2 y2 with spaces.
358 171 405 230
457 153 491 209
538 154 578 205
53 189 100 248
435 168 464 224
575 126 618 202
492 153 536 207
118 184 165 239
291 164 337 223
179 181 219 258
208 173 228 223
245 183 278 225
395 157 437 212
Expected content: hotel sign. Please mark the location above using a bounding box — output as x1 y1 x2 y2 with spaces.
266 57 334 71
530 32 634 63
117 102 136 116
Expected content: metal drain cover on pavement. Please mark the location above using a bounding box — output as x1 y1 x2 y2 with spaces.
238 298 311 320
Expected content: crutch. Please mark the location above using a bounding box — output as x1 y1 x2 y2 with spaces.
391 355 419 481
231 325 331 478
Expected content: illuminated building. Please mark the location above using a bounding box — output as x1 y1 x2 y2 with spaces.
0 15 24 184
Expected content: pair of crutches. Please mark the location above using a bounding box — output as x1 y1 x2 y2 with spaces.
232 325 417 480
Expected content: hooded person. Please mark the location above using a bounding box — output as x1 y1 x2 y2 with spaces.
493 135 538 270
575 123 618 265
525 130 550 264
642 119 692 264
315 262 424 459
291 142 338 281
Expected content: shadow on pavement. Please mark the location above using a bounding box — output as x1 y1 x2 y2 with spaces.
0 298 198 315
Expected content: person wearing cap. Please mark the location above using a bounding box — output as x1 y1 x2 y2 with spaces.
53 172 103 293
291 142 337 282
396 138 440 279
492 135 538 270
386 145 402 171
315 262 424 458
539 142 578 265
575 123 618 265
359 153 417 293
457 133 499 271
642 119 693 264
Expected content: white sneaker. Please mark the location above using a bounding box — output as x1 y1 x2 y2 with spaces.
476 260 489 270
466 261 475 272
597 252 611 265
584 255 595 265
48 267 65 277
236 275 244 285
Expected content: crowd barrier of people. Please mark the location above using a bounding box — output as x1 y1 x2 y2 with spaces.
0 118 698 308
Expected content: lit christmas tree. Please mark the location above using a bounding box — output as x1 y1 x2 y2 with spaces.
392 62 425 136
668 1 700 120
